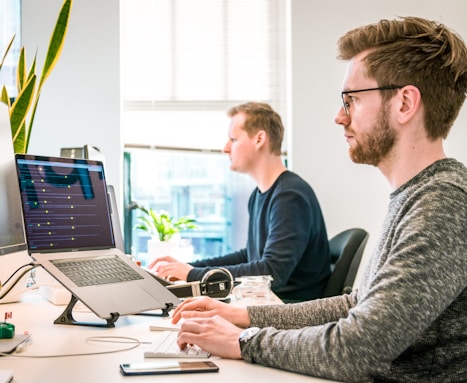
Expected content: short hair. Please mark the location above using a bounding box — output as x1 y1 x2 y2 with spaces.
337 16 467 139
227 102 284 155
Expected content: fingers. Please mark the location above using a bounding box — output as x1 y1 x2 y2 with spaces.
148 256 192 281
147 255 176 270
176 318 202 350
171 297 212 324
155 255 177 262
176 316 244 360
153 262 177 279
176 316 216 349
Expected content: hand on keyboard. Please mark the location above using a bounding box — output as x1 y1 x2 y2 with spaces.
144 330 210 359
149 318 184 331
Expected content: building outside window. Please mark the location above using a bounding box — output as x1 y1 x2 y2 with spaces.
124 148 256 262
0 0 21 98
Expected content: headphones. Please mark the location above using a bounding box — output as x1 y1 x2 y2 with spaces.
165 267 235 299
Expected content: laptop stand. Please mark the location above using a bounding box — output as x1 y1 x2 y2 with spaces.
54 294 120 328
54 295 175 327
135 302 174 318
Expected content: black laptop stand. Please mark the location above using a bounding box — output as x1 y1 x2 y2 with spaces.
54 294 120 328
54 295 175 328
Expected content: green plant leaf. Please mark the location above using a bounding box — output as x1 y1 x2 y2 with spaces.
14 121 27 154
135 206 198 242
0 35 15 71
1 87 10 106
22 0 72 153
11 75 36 153
0 0 72 153
17 48 26 91
39 0 72 88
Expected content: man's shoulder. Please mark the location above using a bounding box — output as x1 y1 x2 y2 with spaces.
276 170 314 191
415 159 467 197
435 158 467 192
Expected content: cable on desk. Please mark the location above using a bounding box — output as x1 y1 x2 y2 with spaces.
0 263 37 300
0 336 147 358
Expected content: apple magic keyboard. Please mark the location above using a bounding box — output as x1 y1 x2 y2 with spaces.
145 330 210 359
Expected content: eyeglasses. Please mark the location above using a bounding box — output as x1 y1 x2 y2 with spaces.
341 85 403 115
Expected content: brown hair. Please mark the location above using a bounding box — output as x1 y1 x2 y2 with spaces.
337 16 467 139
227 102 284 155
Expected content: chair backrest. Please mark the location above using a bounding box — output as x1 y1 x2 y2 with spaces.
322 228 369 297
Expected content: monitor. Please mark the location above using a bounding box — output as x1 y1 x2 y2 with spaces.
0 102 27 255
0 102 33 303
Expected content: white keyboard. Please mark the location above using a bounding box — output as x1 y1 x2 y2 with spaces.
145 331 210 359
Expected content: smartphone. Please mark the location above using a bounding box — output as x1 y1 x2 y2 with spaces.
119 361 219 376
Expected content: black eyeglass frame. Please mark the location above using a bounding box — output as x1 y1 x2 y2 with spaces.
341 85 403 115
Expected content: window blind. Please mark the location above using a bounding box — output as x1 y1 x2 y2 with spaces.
121 0 288 150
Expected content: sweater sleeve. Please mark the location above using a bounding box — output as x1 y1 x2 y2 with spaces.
187 249 248 282
248 292 357 328
241 181 467 382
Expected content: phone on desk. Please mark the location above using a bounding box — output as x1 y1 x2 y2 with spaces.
120 361 219 376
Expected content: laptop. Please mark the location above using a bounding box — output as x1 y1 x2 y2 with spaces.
14 153 179 325
107 184 125 252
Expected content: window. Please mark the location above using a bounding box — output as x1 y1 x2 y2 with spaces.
121 0 288 261
124 148 256 263
0 0 21 98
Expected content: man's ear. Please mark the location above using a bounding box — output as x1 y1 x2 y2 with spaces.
255 130 267 149
397 85 421 124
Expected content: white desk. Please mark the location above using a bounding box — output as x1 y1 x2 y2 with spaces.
0 292 338 383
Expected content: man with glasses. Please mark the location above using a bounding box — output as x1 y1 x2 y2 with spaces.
169 17 467 382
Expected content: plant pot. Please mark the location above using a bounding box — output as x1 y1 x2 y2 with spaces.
147 240 178 260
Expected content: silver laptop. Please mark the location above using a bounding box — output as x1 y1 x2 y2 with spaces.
15 153 179 326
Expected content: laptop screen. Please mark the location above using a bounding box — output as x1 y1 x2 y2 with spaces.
15 154 115 252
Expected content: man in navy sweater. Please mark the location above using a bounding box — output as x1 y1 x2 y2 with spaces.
150 102 331 302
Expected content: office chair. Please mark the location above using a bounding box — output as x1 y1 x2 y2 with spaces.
322 228 369 297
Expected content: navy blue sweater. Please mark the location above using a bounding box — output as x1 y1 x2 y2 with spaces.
187 171 331 302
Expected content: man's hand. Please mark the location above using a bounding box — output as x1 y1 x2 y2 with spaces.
148 255 193 281
172 296 251 328
177 315 244 359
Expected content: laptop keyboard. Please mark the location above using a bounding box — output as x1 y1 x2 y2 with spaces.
50 255 144 287
145 331 211 359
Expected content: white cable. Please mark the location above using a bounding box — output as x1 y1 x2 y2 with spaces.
0 336 147 358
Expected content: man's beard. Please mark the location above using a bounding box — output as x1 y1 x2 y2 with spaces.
349 104 396 166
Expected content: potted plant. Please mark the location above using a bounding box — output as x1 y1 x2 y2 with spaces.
135 206 198 263
135 206 198 242
0 0 72 154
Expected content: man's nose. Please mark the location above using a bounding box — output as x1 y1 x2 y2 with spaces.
334 107 350 126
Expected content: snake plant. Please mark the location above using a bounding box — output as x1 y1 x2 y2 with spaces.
0 0 72 154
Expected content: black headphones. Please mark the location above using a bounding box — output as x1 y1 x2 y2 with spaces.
197 268 235 299
149 267 235 299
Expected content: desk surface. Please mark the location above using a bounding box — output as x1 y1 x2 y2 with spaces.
0 291 338 383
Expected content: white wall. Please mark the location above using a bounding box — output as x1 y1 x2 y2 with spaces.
22 0 467 280
289 0 467 280
22 0 121 197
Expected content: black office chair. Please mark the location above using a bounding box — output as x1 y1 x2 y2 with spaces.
322 228 369 297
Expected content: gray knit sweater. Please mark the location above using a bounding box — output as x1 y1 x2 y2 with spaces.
243 159 467 382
